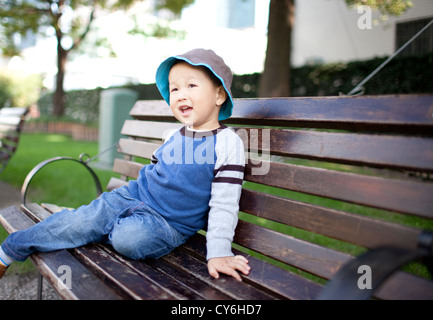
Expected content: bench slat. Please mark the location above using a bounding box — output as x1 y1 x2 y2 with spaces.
0 144 17 154
0 149 13 159
22 203 53 221
30 249 125 300
129 100 174 121
121 120 182 140
31 203 202 300
130 95 433 133
233 218 433 300
245 161 433 219
241 128 433 172
22 204 175 299
120 121 433 173
161 248 277 300
182 234 323 300
123 252 232 300
118 138 161 159
31 203 230 300
234 219 352 279
0 124 19 134
113 158 143 178
106 177 129 191
0 117 21 126
72 244 180 300
0 108 27 173
0 107 28 117
0 206 124 300
32 203 272 300
240 189 421 250
115 137 433 219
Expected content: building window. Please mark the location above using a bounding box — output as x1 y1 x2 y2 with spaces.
395 17 433 56
217 0 255 29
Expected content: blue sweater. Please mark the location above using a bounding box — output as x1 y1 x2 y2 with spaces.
128 125 245 259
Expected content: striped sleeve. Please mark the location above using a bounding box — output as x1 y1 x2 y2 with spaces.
206 128 245 260
213 164 244 185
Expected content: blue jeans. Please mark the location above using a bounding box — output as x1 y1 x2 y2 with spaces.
1 186 188 262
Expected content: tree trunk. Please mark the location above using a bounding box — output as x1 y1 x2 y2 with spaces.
51 4 94 118
53 41 67 117
52 0 66 118
259 0 295 97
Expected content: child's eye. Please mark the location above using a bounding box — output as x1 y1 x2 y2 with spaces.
170 87 178 93
188 84 197 88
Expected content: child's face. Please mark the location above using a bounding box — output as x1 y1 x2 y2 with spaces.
168 62 226 131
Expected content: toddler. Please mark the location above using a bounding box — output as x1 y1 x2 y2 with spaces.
0 48 250 282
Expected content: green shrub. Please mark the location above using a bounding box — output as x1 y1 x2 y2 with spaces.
35 53 433 124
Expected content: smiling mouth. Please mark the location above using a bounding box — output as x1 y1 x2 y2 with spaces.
179 105 193 116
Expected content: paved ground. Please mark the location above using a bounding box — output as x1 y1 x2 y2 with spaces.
0 180 22 208
0 181 60 300
0 271 60 300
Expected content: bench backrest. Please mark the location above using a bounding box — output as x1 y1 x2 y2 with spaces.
0 107 28 171
109 94 433 300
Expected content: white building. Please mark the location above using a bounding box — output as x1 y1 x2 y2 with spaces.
292 0 433 66
2 0 432 90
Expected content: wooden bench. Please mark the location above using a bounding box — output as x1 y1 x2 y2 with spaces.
1 94 432 300
0 107 28 173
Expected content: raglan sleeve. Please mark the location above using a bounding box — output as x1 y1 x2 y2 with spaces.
206 129 245 260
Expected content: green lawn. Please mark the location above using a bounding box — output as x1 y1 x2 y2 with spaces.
1 133 118 206
0 133 119 274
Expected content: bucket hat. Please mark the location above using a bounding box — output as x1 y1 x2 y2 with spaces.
155 48 234 121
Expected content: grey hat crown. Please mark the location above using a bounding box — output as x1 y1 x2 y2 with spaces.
155 48 234 121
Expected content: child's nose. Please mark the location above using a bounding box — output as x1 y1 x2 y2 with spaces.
177 89 187 101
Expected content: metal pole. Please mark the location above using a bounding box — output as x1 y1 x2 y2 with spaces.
347 19 433 96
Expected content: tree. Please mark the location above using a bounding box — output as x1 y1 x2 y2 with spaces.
259 0 414 97
0 71 42 108
259 0 294 98
0 0 193 117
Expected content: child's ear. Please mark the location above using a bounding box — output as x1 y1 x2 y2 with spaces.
216 86 227 107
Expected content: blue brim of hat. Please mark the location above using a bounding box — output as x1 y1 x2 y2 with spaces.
155 56 234 121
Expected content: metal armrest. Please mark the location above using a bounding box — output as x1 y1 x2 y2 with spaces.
21 153 103 205
316 231 433 300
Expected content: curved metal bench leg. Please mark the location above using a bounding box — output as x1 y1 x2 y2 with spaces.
316 231 433 300
37 274 43 300
19 153 103 300
21 153 103 206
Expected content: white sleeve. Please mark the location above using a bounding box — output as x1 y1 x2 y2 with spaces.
206 128 245 260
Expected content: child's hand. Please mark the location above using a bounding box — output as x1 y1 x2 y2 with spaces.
207 255 250 281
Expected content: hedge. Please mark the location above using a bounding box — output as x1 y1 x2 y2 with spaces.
36 53 433 125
